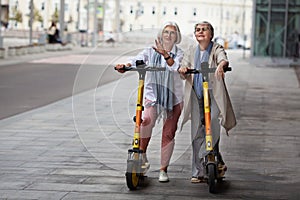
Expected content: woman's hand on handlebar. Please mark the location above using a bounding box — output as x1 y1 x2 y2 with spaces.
177 67 190 80
178 67 190 75
215 61 228 80
115 63 131 73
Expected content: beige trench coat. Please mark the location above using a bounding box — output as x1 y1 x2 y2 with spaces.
180 42 236 134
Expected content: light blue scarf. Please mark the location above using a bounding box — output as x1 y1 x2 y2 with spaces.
149 47 177 118
193 42 212 98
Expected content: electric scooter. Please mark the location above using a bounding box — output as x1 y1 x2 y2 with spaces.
186 62 231 193
115 60 165 190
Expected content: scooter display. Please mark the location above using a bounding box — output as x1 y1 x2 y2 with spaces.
115 60 165 190
186 62 231 193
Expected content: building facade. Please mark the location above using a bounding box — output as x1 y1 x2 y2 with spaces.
5 0 78 31
117 0 252 37
2 0 253 42
252 0 300 58
3 0 252 35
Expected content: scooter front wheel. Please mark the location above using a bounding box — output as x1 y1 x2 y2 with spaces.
207 164 216 193
126 161 139 190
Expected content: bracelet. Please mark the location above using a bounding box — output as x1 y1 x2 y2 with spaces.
164 55 171 60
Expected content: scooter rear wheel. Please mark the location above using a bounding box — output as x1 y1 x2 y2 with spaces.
207 164 216 193
126 161 139 190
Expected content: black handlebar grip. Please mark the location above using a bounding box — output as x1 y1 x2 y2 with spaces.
136 60 145 66
224 67 232 72
185 69 198 74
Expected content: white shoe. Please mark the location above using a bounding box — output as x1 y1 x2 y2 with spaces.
141 153 150 169
159 170 169 182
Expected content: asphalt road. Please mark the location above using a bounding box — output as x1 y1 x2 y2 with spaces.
0 47 136 120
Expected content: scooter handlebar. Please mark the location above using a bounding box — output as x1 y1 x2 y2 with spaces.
185 67 232 74
114 60 166 72
114 65 166 72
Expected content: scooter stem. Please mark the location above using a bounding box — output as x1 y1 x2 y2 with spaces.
203 81 213 151
133 71 146 150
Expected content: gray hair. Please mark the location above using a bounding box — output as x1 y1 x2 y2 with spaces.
158 21 182 44
194 21 214 40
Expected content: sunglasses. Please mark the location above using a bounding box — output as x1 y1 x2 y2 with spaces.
195 27 210 32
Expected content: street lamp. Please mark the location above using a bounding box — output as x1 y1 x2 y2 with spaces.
29 0 33 45
92 0 98 47
59 0 65 43
0 0 2 48
77 0 80 30
242 0 246 59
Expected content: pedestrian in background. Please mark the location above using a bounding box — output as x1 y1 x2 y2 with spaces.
47 22 61 44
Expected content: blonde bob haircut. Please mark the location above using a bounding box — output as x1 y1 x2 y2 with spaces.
158 21 182 44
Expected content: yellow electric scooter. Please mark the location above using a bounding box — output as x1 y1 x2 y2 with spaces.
115 60 165 190
186 62 231 193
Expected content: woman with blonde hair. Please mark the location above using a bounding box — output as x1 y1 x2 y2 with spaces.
115 21 184 182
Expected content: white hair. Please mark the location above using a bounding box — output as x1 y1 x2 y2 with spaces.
158 21 182 44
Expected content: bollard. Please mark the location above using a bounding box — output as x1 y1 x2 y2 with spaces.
224 40 228 49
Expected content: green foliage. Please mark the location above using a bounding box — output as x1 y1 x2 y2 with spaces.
52 8 59 23
34 7 43 23
10 7 23 23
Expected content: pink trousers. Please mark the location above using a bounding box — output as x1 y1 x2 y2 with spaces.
140 99 183 169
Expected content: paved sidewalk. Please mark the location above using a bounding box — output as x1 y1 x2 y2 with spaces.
0 45 92 67
0 49 299 199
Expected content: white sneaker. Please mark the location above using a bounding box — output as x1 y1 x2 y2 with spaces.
159 170 169 182
141 153 150 169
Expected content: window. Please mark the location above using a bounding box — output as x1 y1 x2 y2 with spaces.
130 6 133 14
65 3 69 11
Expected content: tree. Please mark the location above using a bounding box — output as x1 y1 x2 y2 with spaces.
10 7 23 24
52 8 59 23
34 6 43 23
26 4 43 24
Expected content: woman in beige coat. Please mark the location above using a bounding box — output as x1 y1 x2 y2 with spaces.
178 21 236 183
